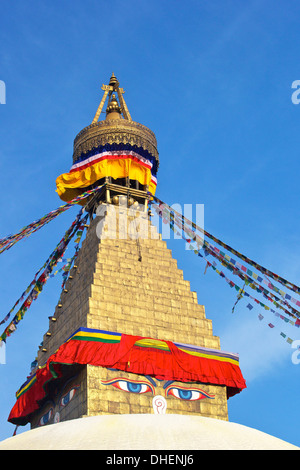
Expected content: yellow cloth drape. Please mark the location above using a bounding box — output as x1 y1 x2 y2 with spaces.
56 156 157 203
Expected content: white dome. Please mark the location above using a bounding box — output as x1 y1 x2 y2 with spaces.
0 414 298 450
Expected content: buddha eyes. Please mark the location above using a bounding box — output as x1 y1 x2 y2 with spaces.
38 386 79 426
101 378 155 395
168 388 200 400
101 378 215 401
60 387 78 407
165 384 215 401
117 380 153 394
39 408 53 426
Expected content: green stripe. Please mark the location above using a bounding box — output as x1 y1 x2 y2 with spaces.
16 376 37 398
72 335 120 343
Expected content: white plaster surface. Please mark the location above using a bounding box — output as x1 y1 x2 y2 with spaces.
0 414 298 450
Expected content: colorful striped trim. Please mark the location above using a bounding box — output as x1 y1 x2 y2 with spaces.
67 328 121 344
70 151 157 188
70 151 153 173
67 327 240 366
74 142 158 167
17 327 240 400
73 143 158 176
16 374 37 399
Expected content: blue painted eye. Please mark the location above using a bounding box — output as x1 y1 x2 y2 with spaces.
127 382 142 393
39 408 53 426
101 378 154 395
60 387 78 408
114 380 153 394
61 393 71 406
166 385 215 401
177 389 193 400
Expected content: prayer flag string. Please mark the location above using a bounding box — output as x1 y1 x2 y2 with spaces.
0 209 88 344
149 197 299 345
60 223 86 291
150 194 300 296
155 201 299 322
0 216 88 328
0 184 104 255
202 240 299 319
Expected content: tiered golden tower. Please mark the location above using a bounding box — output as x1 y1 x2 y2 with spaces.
8 75 246 429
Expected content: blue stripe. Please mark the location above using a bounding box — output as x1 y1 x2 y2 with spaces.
73 143 158 177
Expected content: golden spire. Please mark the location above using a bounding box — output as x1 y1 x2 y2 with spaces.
105 93 122 120
109 72 119 89
92 73 132 123
72 72 159 171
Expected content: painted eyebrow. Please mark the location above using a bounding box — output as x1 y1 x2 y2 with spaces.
162 381 205 390
163 380 175 389
145 376 157 387
106 370 157 388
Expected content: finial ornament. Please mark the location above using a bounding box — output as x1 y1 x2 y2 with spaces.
106 93 122 116
109 72 119 89
92 73 132 123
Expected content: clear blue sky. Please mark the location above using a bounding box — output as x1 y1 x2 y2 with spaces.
0 0 299 447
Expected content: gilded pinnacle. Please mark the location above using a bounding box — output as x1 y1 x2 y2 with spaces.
105 94 122 119
109 72 119 90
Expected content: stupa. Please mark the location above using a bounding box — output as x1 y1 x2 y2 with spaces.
3 74 295 450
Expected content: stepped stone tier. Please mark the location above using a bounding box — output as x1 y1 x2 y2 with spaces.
7 74 246 433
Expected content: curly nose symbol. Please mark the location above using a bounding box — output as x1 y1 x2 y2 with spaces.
152 395 167 414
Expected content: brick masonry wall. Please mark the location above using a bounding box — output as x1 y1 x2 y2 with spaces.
33 203 228 425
